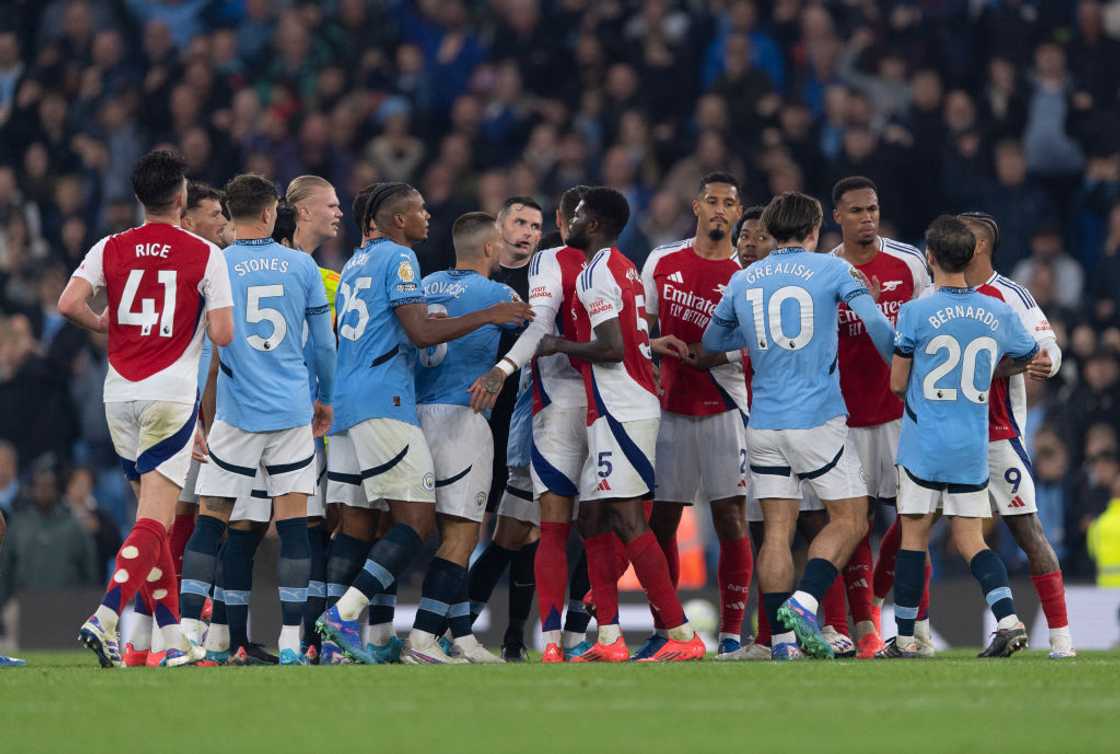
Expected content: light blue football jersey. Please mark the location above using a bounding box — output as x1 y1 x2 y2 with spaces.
703 247 894 430
895 286 1038 486
332 239 426 432
415 269 521 411
215 238 334 432
506 365 533 468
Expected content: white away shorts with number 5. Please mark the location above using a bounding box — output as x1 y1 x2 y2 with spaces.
748 416 866 502
897 466 989 518
848 419 901 501
107 399 198 488
418 404 493 523
196 420 316 500
330 418 436 505
580 416 658 502
987 438 1038 516
654 410 747 504
530 405 587 499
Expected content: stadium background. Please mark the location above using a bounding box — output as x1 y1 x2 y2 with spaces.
1 0 1119 651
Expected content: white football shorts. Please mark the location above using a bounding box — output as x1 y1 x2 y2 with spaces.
580 416 658 502
987 438 1038 516
654 410 748 505
107 399 198 488
897 466 989 518
530 404 587 499
419 404 493 523
195 419 316 501
848 419 901 502
342 417 436 505
325 431 388 512
748 416 867 502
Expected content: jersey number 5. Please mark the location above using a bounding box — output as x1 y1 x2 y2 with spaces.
745 286 814 351
922 335 998 404
246 284 287 351
118 269 176 337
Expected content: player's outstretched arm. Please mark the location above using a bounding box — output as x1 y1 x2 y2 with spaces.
306 308 336 407
396 301 532 348
701 314 747 353
889 354 912 398
57 277 107 333
539 319 624 364
206 307 234 346
848 292 894 363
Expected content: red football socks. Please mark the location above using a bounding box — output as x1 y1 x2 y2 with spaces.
873 517 902 599
755 581 771 646
844 531 874 624
822 573 849 635
626 530 685 630
917 556 932 620
536 521 570 632
1031 570 1069 629
651 534 679 630
717 536 752 637
100 517 165 615
169 511 196 580
585 532 620 626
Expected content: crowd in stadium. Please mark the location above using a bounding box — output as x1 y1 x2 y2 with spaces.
2 0 1120 658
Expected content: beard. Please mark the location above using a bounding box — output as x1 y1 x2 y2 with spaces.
707 228 726 242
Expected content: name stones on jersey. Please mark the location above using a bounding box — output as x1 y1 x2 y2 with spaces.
233 257 289 276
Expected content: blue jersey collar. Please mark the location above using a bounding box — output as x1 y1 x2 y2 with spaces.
447 269 480 277
940 285 974 295
772 246 806 255
234 238 273 246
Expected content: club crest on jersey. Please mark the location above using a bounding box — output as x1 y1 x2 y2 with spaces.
880 280 903 292
398 260 416 283
423 472 436 491
625 267 640 283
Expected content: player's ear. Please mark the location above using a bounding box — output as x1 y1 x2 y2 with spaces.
691 198 701 217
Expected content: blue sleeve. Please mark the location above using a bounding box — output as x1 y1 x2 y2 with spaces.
1002 306 1041 362
495 283 522 332
387 249 425 307
702 281 747 352
849 292 895 364
196 335 212 394
305 261 336 403
834 258 870 305
893 303 917 357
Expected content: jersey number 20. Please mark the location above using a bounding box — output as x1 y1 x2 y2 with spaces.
922 335 997 404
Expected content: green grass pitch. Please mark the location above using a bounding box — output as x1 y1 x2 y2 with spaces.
2 650 1118 753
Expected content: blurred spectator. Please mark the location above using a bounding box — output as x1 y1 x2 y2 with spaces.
1012 226 1085 309
1033 427 1073 563
0 441 16 513
1087 474 1120 586
978 139 1057 269
0 462 99 611
61 466 120 576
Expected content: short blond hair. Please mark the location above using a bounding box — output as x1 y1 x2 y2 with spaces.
285 175 333 208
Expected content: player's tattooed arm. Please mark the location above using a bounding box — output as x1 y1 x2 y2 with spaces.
467 365 509 413
889 354 912 398
539 319 624 364
396 301 532 348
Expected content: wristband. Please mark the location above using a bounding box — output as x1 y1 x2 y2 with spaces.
496 357 518 377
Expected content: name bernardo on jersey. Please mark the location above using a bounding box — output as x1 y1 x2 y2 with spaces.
927 303 1002 331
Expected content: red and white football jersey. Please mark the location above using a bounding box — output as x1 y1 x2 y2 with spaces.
73 222 233 404
527 245 589 415
977 271 1055 441
573 247 659 424
831 236 930 427
641 238 748 417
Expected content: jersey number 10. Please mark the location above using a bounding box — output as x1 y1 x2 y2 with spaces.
745 286 814 351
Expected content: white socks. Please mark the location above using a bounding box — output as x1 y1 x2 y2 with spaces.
791 590 819 616
335 588 369 622
997 614 1020 631
598 624 621 644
